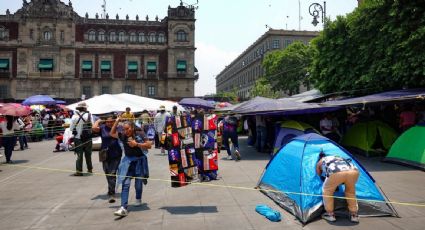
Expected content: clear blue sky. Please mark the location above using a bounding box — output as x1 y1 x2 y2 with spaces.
3 0 357 96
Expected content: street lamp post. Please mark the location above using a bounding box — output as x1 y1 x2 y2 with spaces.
309 1 326 27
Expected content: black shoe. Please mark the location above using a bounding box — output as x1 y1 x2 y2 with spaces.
108 195 116 203
88 169 93 173
73 172 83 176
5 160 13 164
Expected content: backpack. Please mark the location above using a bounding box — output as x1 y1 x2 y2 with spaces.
76 112 92 141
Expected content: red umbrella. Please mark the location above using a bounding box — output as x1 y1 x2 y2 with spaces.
0 103 32 116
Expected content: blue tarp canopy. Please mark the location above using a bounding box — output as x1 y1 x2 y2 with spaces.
232 96 340 115
179 98 215 109
22 95 56 106
321 88 425 107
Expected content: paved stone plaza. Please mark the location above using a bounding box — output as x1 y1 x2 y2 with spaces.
0 137 424 230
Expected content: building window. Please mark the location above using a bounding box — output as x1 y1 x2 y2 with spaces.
176 60 187 73
0 27 8 40
147 61 157 74
88 30 96 42
148 32 156 43
129 32 137 43
0 59 10 72
148 85 156 96
124 85 134 94
82 86 92 98
98 30 105 42
158 33 166 43
272 39 280 49
176 30 187 41
43 31 52 41
128 61 138 73
30 29 34 40
138 32 145 43
0 85 8 98
82 60 92 72
109 31 116 42
285 39 292 47
118 31 125 42
100 60 111 73
38 59 53 72
101 86 110 94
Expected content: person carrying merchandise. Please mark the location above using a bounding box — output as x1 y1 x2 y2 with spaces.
154 105 170 155
316 152 360 223
222 113 241 160
121 107 135 121
92 115 123 203
69 102 93 176
110 117 152 217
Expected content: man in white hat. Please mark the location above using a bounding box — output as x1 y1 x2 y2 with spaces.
69 102 94 176
154 105 170 155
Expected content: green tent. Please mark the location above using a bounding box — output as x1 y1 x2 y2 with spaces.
341 120 398 157
384 126 425 170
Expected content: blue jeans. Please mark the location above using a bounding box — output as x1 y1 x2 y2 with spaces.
256 126 267 152
223 131 239 156
121 161 143 209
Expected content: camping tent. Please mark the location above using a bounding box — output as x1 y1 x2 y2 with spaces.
384 125 425 170
273 120 318 153
341 120 398 157
258 133 397 224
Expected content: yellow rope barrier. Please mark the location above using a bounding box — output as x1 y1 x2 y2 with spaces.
2 163 425 208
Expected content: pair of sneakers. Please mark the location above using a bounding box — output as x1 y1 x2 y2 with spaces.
321 212 359 223
226 150 242 161
113 199 142 217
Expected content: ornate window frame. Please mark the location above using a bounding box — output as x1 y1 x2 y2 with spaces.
98 30 105 42
158 32 166 43
148 32 156 43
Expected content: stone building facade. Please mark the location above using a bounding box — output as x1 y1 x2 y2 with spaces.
0 0 197 101
215 29 318 100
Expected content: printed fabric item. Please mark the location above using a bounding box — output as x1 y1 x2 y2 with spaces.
192 118 203 132
168 149 181 162
201 131 215 149
146 125 155 139
321 156 357 177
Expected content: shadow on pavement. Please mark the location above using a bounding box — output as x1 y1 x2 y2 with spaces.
160 206 218 215
0 159 29 164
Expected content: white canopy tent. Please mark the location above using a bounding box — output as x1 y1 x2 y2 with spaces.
67 93 185 115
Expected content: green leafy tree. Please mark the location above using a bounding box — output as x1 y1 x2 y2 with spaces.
211 89 239 103
310 0 425 95
250 77 279 98
262 41 313 95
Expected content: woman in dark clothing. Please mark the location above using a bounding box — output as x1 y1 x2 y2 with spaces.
92 115 122 203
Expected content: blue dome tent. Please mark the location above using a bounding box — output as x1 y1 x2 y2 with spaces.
257 133 397 224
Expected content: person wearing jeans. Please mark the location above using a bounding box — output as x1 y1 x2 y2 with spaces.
222 114 241 160
110 117 152 217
